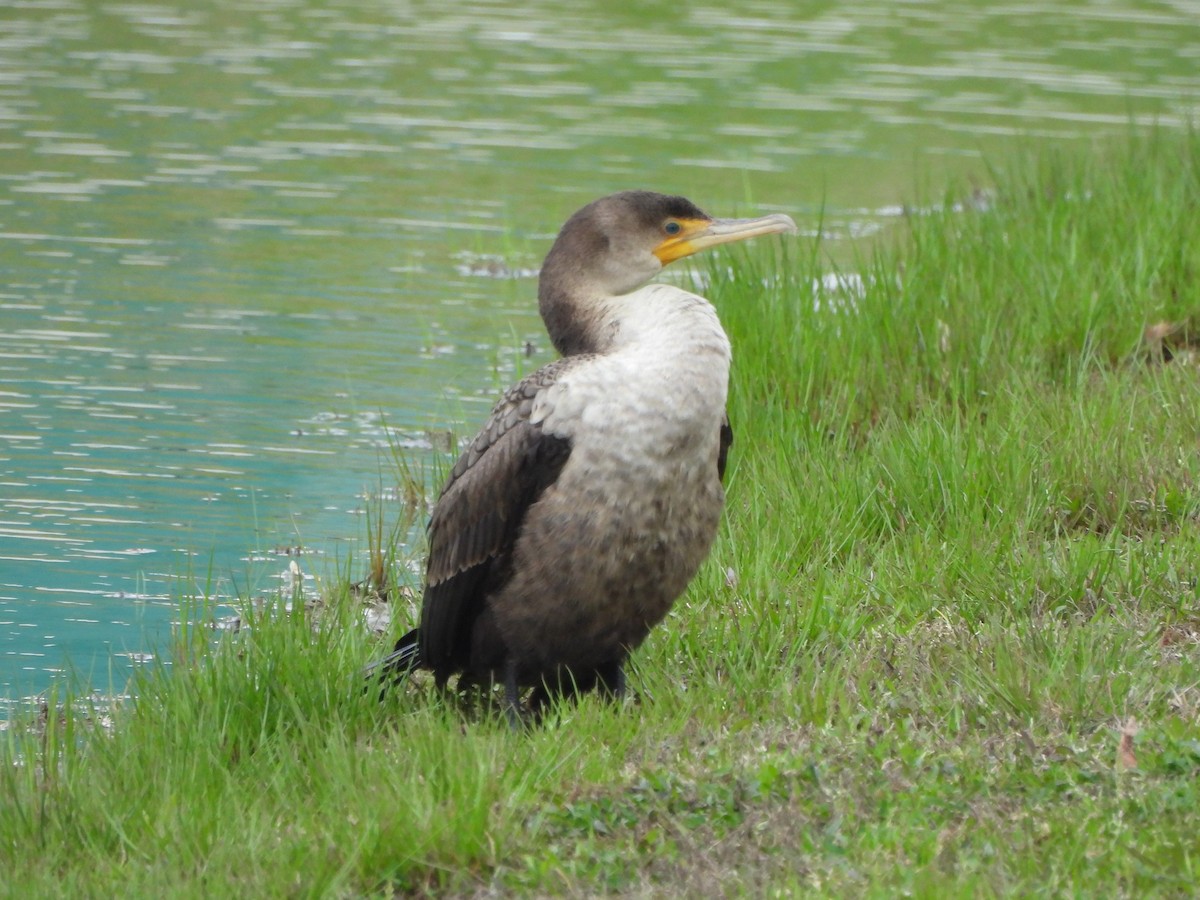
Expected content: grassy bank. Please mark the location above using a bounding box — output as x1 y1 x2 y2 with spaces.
3 131 1199 896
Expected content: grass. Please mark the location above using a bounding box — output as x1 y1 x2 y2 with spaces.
3 129 1200 896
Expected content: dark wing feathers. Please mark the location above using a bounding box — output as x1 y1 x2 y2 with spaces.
417 359 578 676
718 412 733 482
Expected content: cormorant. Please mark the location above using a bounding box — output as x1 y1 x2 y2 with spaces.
368 191 795 723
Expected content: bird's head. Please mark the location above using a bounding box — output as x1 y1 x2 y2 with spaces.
538 190 796 354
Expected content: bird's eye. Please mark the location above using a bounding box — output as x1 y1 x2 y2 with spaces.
664 221 682 235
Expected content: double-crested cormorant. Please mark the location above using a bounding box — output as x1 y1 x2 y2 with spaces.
369 191 795 721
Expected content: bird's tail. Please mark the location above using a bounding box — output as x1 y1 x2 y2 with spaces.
363 627 422 687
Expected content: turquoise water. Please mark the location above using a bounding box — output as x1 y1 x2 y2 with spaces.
1 0 1198 705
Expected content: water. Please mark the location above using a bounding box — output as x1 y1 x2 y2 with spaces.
1 0 1198 705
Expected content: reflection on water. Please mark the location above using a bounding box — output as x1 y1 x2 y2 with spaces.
1 0 1197 704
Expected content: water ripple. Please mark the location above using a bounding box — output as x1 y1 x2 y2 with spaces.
0 0 1197 699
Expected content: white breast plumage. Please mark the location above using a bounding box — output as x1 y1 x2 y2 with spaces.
537 283 732 455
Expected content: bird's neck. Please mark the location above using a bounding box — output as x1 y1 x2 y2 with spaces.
537 239 662 356
603 284 730 361
539 279 729 366
538 279 608 356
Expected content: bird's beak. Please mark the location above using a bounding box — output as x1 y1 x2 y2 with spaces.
653 213 798 265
